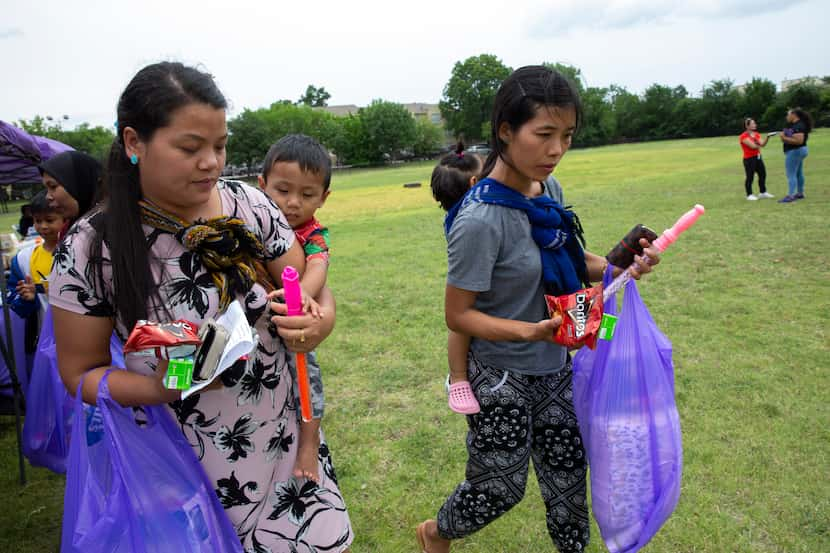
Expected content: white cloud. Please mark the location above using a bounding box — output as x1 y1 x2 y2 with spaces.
0 27 24 39
526 0 808 35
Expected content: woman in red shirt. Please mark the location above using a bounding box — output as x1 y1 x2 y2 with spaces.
739 118 773 200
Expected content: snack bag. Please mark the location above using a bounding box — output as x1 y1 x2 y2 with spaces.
123 320 201 359
544 285 604 349
124 320 201 390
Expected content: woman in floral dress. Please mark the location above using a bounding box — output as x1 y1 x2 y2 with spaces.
50 62 352 552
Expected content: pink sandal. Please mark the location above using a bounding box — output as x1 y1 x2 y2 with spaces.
447 378 480 414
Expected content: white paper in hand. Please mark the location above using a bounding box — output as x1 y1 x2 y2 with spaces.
182 300 255 399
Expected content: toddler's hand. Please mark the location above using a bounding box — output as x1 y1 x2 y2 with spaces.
16 276 36 302
302 293 323 319
268 289 325 320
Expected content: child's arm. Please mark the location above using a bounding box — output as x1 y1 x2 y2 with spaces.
300 226 331 301
301 257 328 300
6 255 37 318
447 330 470 384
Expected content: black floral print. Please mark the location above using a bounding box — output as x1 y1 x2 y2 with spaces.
213 412 264 462
216 470 260 509
163 251 214 318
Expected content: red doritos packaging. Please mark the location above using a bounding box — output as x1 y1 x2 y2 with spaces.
123 320 201 360
545 285 604 349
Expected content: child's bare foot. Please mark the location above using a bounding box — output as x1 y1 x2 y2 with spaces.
293 426 321 483
416 520 450 553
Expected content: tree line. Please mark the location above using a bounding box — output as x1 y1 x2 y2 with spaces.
439 54 830 147
16 54 829 168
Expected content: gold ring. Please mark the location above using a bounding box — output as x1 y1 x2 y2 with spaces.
300 329 306 344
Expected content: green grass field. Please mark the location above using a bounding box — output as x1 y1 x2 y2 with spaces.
1 132 827 552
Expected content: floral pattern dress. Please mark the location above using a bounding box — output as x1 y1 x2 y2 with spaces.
49 180 353 553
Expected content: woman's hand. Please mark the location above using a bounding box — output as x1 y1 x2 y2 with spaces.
269 288 332 353
621 238 661 280
524 315 563 343
150 359 184 402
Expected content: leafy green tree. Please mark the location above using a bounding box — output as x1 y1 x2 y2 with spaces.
439 54 512 141
17 117 114 160
672 97 704 138
17 115 61 137
639 84 687 139
227 103 341 169
329 115 371 165
782 83 823 114
226 108 273 169
739 78 777 125
543 62 585 95
298 85 331 107
578 87 615 146
412 118 444 158
608 85 644 140
697 79 741 136
360 100 416 162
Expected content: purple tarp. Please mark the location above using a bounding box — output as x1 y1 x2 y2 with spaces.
0 120 73 185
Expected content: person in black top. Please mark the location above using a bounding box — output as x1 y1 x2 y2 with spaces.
778 108 812 203
18 203 34 238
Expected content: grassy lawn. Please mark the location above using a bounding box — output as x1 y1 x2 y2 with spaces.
1 131 827 552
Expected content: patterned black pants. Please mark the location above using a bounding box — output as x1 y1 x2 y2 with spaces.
437 354 590 552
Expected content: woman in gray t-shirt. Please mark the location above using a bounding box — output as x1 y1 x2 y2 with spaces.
418 66 659 553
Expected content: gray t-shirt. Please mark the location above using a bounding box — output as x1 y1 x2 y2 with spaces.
544 174 565 205
446 182 569 375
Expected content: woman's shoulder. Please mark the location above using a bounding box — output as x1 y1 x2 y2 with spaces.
219 179 279 217
61 208 105 245
219 178 269 203
454 200 517 234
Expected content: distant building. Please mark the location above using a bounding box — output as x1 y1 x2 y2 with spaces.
780 77 825 92
318 102 454 143
318 104 360 117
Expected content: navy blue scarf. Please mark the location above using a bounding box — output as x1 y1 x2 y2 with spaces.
445 178 588 296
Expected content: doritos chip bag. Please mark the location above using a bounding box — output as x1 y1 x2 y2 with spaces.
123 320 201 360
545 285 604 349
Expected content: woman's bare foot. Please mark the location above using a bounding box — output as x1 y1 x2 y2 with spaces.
416 520 450 553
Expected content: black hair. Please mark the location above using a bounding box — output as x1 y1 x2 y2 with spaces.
744 117 755 129
430 141 483 211
92 61 228 330
262 134 332 191
29 190 60 217
788 108 814 132
480 65 583 178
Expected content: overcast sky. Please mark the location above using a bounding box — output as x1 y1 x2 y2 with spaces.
2 0 828 129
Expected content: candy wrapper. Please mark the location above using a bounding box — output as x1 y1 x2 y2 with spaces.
545 285 604 349
123 320 201 359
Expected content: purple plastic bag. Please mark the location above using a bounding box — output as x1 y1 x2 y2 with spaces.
0 309 29 397
61 370 243 553
21 308 123 473
572 267 682 553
